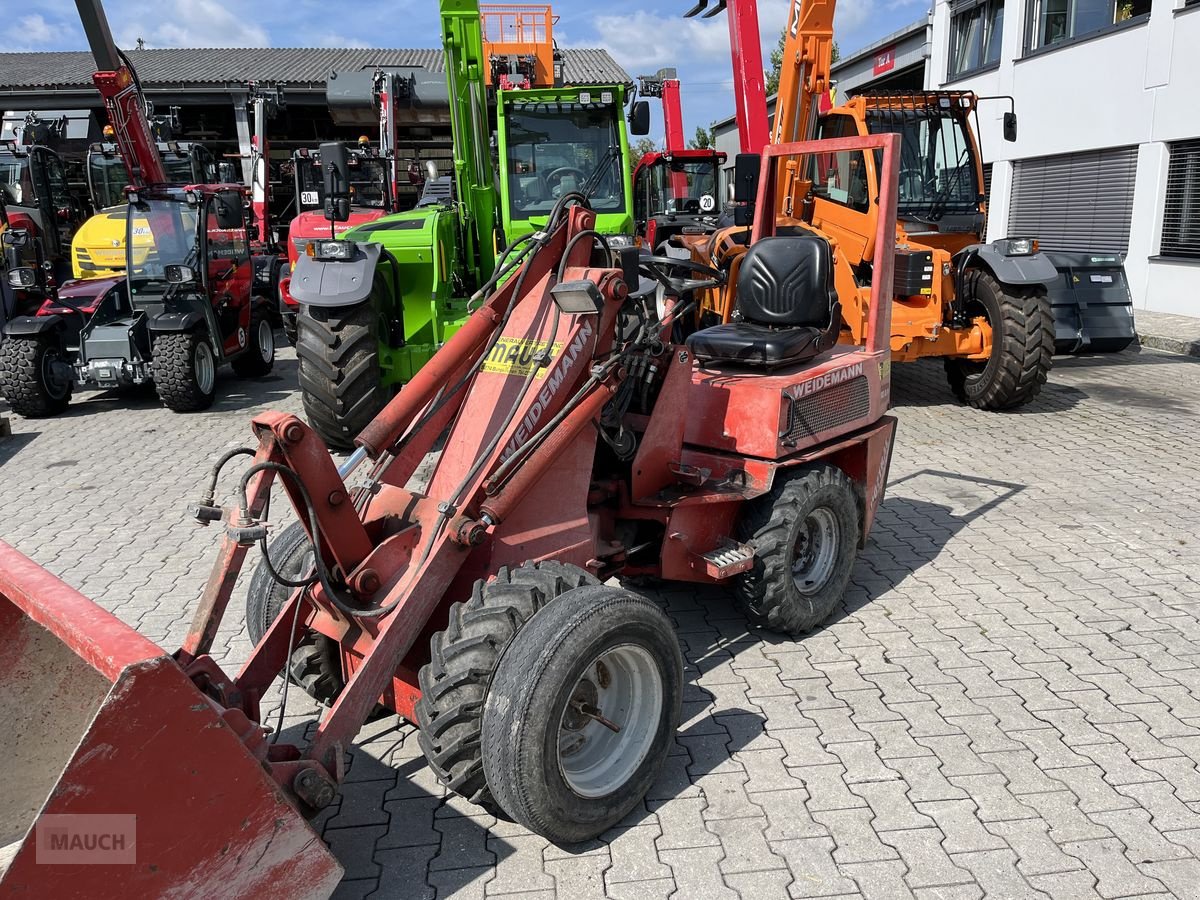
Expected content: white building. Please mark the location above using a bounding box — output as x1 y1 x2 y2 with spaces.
929 0 1200 314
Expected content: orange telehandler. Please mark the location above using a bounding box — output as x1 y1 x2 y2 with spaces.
683 0 1056 410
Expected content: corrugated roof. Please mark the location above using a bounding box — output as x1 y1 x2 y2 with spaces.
0 46 629 91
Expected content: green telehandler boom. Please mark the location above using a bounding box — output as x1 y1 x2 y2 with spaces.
290 0 648 448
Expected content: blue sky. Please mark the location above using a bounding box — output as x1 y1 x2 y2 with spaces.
16 0 929 143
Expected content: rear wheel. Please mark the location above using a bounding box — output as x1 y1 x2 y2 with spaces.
735 465 860 636
245 521 342 706
0 333 72 418
232 305 276 377
296 302 388 450
415 561 598 809
945 269 1053 410
153 331 217 412
481 585 683 843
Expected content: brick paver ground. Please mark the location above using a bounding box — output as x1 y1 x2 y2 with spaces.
2 344 1199 899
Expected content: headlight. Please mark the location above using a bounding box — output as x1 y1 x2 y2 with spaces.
314 240 355 261
606 234 634 249
998 237 1038 256
7 267 36 289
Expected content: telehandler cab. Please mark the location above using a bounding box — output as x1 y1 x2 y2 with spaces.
2 130 901 894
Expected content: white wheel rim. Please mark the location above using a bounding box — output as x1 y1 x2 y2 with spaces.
194 341 216 394
791 507 839 595
258 318 275 362
557 643 663 799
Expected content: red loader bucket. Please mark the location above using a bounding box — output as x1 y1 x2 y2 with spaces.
0 541 342 898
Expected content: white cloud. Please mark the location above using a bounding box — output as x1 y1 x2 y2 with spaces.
114 0 269 48
17 14 56 45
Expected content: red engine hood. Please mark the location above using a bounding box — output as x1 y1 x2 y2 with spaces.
38 276 121 317
286 208 386 264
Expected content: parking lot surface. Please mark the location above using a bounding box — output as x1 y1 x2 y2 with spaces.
2 345 1199 899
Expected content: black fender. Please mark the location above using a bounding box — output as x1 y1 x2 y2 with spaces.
288 242 381 307
148 310 206 334
954 242 1058 286
3 314 66 338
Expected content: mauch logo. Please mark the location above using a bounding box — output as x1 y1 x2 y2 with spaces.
35 814 136 865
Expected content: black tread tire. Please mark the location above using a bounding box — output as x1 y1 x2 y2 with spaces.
481 585 683 844
735 465 860 636
152 331 217 412
296 302 388 450
283 312 298 347
232 304 276 377
415 561 599 809
245 520 342 707
945 269 1053 410
0 334 72 418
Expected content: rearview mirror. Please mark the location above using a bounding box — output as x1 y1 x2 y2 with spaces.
320 141 352 223
733 153 760 203
165 264 197 285
629 100 651 137
1 228 30 249
1003 112 1017 142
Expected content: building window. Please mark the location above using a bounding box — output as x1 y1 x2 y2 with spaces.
1161 139 1200 260
949 0 1005 77
1027 0 1150 51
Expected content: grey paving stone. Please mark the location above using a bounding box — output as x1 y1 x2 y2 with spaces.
773 836 859 898
1060 837 1169 898
880 828 973 890
949 848 1049 899
542 852 611 900
658 845 740 899
813 808 900 865
724 868 795 899
604 825 672 885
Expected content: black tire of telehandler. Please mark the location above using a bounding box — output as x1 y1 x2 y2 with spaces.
245 520 342 707
0 334 72 418
481 585 683 844
734 465 860 636
415 561 599 810
944 269 1054 411
283 314 298 348
232 304 276 377
152 330 217 412
296 302 388 451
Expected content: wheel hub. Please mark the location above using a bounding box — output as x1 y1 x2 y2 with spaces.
791 507 839 596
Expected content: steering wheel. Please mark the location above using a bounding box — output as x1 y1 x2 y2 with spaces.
639 255 726 296
898 167 932 201
545 166 587 195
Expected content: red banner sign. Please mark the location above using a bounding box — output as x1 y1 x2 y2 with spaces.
874 47 896 75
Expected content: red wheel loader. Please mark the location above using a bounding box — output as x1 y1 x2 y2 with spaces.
1 131 900 892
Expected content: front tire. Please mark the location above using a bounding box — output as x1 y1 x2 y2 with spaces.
0 333 72 418
232 305 276 377
735 465 860 635
153 331 217 412
415 561 598 809
296 302 388 450
481 585 683 844
945 269 1053 410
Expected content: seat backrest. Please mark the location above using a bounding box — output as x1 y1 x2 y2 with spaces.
735 235 837 327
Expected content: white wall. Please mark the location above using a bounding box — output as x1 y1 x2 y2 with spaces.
928 0 1200 314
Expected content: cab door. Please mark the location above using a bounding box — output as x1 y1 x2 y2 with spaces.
203 190 253 357
31 148 83 259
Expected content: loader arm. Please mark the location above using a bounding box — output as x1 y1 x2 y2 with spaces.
73 0 168 188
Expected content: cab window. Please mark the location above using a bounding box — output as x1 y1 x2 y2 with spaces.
809 115 870 214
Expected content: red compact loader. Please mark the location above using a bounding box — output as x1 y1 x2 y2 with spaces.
1 132 899 894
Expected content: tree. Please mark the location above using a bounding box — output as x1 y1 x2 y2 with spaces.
766 31 840 96
689 124 715 150
630 137 658 172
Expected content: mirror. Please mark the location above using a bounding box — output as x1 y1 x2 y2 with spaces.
1 228 30 249
1003 112 1017 142
165 264 197 285
733 153 760 203
320 141 352 222
629 100 651 137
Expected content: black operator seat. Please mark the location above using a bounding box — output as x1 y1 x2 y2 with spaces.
685 235 841 368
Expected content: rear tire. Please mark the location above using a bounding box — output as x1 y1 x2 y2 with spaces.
0 333 72 418
735 465 860 636
415 561 598 809
945 269 1053 410
153 331 217 412
296 302 388 450
245 521 342 707
481 586 683 843
232 305 276 377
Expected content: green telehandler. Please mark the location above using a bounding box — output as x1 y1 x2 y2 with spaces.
290 0 648 448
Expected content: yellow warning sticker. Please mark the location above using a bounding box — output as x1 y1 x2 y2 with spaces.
481 337 564 378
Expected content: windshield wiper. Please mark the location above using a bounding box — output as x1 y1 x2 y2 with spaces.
580 144 620 199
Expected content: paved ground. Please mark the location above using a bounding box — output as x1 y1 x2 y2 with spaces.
2 343 1200 899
